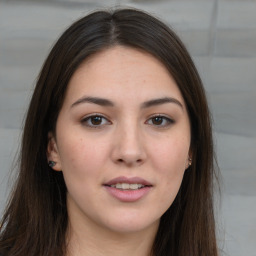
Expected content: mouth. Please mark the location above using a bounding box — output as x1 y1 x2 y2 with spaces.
103 176 153 190
104 183 151 190
103 176 153 202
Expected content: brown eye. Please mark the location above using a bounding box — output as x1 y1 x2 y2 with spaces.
81 115 111 128
146 115 174 127
91 116 103 125
152 117 164 125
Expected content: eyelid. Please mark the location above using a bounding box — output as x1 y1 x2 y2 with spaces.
145 114 175 127
81 113 112 128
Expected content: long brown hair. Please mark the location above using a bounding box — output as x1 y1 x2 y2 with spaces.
0 8 219 256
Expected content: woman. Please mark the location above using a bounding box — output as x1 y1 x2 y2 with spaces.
0 8 219 256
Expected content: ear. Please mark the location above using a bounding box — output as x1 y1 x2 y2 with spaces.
186 150 193 170
47 132 62 171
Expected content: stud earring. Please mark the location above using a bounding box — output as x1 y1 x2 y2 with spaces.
188 158 192 166
48 161 56 168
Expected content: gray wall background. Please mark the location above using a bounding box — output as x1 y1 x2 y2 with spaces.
0 0 256 255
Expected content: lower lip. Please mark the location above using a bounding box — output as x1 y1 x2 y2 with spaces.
104 186 152 202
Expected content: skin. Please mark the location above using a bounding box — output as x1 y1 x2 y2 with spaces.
48 46 191 256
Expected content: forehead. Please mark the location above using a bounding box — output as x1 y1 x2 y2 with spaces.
76 45 170 80
64 46 185 106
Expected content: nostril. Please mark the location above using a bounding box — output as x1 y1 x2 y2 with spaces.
116 158 143 165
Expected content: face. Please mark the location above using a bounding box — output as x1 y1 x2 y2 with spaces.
48 46 191 235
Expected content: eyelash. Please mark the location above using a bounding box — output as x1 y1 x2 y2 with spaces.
81 114 111 128
81 114 175 128
146 115 175 127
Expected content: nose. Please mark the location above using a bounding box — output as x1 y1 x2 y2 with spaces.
111 123 147 167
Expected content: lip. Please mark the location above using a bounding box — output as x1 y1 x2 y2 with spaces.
103 176 153 202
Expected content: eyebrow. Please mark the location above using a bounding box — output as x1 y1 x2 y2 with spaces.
141 97 183 109
71 96 114 108
71 96 183 110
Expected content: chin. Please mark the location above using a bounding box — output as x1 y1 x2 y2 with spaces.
101 213 160 234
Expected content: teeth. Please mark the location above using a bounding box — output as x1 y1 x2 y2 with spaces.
129 184 140 189
110 183 145 190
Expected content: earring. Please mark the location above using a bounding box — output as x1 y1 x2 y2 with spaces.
188 158 192 166
48 161 56 168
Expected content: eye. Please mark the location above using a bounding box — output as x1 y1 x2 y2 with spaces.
146 115 174 127
81 114 111 128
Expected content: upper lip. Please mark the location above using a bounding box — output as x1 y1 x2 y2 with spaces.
104 176 153 186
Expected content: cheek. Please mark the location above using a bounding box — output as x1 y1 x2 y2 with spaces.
57 137 102 203
150 133 190 198
152 134 190 172
57 134 111 184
